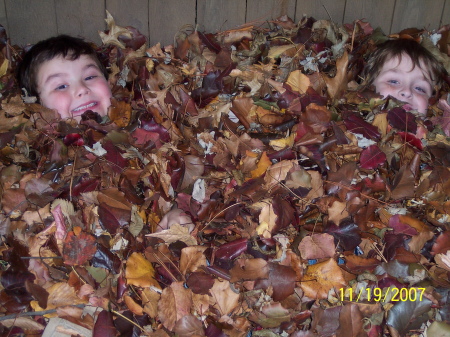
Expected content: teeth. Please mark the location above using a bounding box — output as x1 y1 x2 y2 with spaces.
73 102 96 112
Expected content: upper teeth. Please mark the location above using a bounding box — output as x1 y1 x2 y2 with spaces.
73 102 96 112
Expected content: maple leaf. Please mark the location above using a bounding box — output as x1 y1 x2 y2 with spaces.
99 10 132 48
147 223 197 246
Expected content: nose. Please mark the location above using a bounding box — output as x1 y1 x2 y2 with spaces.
75 83 90 97
399 87 412 99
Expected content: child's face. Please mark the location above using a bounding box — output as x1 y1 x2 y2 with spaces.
36 54 112 120
372 54 433 114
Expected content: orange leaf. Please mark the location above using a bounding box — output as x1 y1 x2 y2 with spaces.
108 98 132 127
301 258 347 299
250 152 272 179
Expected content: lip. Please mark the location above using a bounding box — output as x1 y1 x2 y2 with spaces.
402 104 414 112
71 101 98 115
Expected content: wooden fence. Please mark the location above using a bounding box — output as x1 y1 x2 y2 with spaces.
1 0 449 47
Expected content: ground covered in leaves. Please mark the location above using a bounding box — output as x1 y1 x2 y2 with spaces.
1 12 450 337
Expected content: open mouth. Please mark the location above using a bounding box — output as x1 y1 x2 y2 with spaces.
72 102 98 113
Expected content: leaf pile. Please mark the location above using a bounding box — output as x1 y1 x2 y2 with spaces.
1 15 450 337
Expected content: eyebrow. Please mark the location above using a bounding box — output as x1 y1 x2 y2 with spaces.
43 63 100 85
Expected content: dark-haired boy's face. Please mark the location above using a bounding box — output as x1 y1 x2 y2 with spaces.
373 54 433 115
36 55 112 120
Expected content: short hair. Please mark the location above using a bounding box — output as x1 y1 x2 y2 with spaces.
17 35 108 98
363 38 447 89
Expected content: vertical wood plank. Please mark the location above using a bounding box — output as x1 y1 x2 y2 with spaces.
149 0 196 47
295 0 346 24
197 0 246 33
55 0 105 45
343 0 395 35
106 0 149 38
246 0 296 24
441 0 450 27
0 0 8 35
5 0 57 46
390 0 445 33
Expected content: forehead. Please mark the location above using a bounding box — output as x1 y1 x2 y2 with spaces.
37 54 99 82
379 54 433 82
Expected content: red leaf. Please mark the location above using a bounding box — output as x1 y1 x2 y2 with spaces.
63 231 97 266
397 132 423 150
359 144 386 169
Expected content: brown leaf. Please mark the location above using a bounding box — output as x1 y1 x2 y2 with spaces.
209 279 240 316
299 233 336 260
180 246 208 275
229 258 269 282
324 51 349 99
173 314 205 337
158 282 193 331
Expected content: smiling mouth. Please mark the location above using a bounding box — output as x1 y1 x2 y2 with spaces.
72 102 97 112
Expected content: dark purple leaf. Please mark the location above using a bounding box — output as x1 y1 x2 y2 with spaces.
344 114 381 140
93 310 117 337
92 243 121 274
387 107 417 133
98 202 131 235
272 195 295 233
359 144 386 169
325 220 361 251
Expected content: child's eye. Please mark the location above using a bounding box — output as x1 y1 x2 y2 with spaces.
85 75 98 81
55 84 68 90
415 86 426 94
387 80 399 85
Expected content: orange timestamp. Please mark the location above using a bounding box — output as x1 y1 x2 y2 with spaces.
339 287 426 302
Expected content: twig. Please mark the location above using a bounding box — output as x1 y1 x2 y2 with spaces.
0 304 86 322
111 309 147 334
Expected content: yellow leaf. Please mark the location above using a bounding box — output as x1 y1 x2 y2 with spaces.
250 152 272 179
372 112 388 137
269 133 295 151
125 252 160 288
0 58 8 78
286 70 310 94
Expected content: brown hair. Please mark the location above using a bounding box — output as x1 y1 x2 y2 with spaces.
363 38 447 89
17 35 108 98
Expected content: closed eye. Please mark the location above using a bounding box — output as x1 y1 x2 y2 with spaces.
85 75 98 81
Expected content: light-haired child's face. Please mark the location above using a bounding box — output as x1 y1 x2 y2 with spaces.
373 54 433 114
36 54 112 120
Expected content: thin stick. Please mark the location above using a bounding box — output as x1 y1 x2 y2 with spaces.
0 304 86 322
